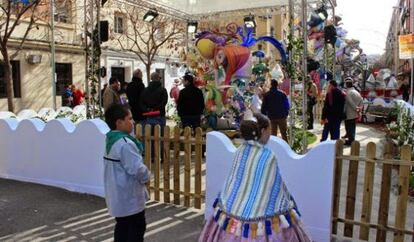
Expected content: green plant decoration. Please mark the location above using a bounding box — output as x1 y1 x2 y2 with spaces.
286 31 308 153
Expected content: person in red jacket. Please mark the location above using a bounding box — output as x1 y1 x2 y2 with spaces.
71 84 85 107
169 79 181 105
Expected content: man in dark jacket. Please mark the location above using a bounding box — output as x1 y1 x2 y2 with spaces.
126 69 146 123
139 72 168 127
177 73 205 128
320 80 346 141
261 79 290 141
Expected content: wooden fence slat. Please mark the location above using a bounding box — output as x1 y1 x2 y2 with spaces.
393 145 412 242
184 127 191 207
359 142 377 240
173 127 181 205
334 217 414 236
376 142 393 242
335 155 414 166
163 126 171 203
344 141 360 237
148 186 204 198
144 125 152 195
139 136 205 145
194 127 203 209
154 125 161 201
332 140 344 235
136 124 143 141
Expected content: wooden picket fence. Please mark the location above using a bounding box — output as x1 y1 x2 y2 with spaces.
135 124 414 240
135 124 205 209
332 140 414 242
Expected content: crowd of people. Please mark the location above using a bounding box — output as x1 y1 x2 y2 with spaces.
309 77 363 146
100 68 205 132
65 64 396 149
254 73 365 146
94 65 370 148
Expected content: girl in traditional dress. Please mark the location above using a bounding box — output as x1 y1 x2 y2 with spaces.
199 112 312 242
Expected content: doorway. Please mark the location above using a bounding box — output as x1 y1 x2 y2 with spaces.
111 67 125 84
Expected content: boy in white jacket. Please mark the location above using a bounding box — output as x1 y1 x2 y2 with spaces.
104 104 151 242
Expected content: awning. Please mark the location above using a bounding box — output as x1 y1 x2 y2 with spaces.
144 0 323 16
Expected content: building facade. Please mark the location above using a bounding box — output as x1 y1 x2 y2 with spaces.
385 0 413 75
0 0 286 112
0 0 186 112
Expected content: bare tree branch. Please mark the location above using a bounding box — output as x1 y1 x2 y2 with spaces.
0 0 42 112
6 1 40 41
116 3 185 80
3 0 12 46
0 4 7 14
10 3 39 59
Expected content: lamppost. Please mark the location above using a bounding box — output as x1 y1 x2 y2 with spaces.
301 0 308 152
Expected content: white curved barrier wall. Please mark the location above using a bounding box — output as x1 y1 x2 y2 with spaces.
206 132 336 242
37 108 57 121
0 105 87 122
0 111 15 119
17 109 38 120
0 118 110 197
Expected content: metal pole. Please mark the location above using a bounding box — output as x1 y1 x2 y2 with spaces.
90 0 95 118
331 1 336 74
50 0 56 110
84 0 90 118
411 0 414 104
97 0 102 115
288 0 294 147
395 8 400 75
301 0 308 152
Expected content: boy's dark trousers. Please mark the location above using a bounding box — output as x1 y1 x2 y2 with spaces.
114 210 146 242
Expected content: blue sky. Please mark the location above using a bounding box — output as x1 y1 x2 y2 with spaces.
336 0 397 55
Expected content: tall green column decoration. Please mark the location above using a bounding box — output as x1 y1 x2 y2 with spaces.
84 0 102 119
86 28 102 118
287 32 307 153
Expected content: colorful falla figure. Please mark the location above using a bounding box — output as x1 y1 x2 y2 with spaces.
195 27 287 85
194 27 288 128
196 38 251 86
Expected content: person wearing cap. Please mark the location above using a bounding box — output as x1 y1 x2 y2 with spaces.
343 78 362 145
177 73 205 129
320 80 346 142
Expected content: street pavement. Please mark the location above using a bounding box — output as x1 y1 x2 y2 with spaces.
0 178 204 242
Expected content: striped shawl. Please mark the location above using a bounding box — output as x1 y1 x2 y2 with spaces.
218 141 296 221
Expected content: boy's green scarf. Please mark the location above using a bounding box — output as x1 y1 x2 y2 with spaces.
106 131 144 154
